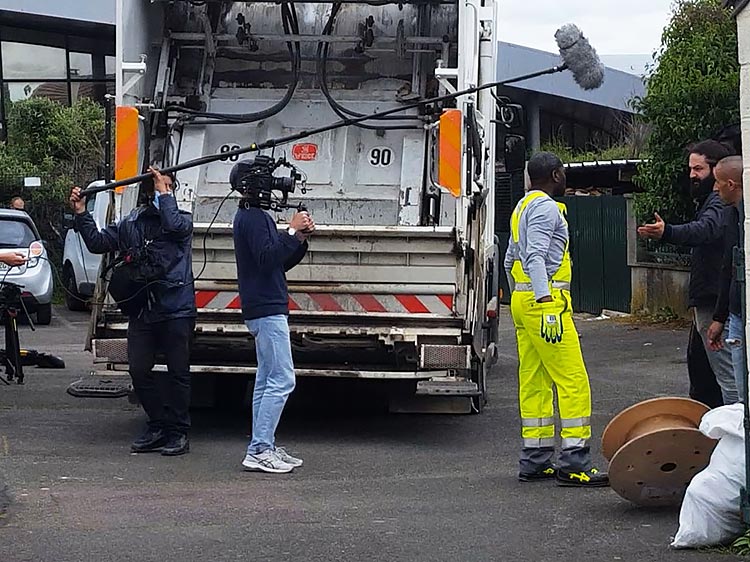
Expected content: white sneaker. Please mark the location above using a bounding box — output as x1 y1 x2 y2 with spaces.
275 446 303 468
242 449 294 473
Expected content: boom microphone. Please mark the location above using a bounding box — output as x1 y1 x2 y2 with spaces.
82 26 606 196
555 23 605 91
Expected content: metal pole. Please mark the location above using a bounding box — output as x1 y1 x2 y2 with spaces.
103 95 114 184
738 203 750 525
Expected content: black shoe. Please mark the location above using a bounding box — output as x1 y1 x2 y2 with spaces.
161 434 190 456
130 428 167 453
556 467 609 487
518 466 556 482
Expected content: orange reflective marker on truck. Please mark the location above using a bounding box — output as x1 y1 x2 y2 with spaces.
115 106 139 193
438 108 463 198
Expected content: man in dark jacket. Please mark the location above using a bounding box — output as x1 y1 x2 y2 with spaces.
69 168 196 455
231 161 313 474
708 156 745 400
638 140 737 406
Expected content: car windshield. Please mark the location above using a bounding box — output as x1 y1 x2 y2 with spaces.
0 218 37 248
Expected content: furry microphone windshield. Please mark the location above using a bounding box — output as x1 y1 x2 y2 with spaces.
554 24 605 90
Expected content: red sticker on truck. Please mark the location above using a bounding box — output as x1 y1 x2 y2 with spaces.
292 143 318 161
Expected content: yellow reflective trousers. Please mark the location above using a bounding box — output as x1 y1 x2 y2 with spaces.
510 289 592 450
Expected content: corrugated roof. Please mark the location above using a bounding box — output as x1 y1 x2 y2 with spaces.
0 0 114 25
564 159 646 169
498 42 646 113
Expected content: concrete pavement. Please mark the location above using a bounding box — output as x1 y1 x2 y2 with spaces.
0 307 739 561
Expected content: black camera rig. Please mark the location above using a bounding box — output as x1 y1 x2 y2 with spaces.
229 154 307 211
0 280 65 385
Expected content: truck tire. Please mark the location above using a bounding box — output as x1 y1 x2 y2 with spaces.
63 265 87 312
36 303 52 325
471 358 487 413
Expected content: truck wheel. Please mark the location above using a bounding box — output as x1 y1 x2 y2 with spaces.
471 358 487 413
36 303 52 325
63 265 87 311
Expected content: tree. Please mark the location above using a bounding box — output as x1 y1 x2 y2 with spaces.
0 97 105 244
634 0 740 222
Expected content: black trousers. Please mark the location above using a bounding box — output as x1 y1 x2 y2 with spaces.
687 322 723 409
128 316 195 435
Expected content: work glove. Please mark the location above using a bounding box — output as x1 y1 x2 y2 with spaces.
539 300 564 344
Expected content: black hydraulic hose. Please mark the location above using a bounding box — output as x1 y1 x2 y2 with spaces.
167 3 300 124
315 2 421 130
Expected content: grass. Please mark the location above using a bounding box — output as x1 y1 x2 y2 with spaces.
617 307 691 330
697 529 750 556
539 140 636 164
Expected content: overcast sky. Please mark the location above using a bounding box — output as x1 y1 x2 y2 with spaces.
498 0 673 56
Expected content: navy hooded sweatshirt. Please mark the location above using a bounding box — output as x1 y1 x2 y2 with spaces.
233 206 308 320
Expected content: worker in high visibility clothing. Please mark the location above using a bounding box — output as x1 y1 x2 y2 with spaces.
504 151 609 487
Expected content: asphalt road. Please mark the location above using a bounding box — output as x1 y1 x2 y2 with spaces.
0 307 741 561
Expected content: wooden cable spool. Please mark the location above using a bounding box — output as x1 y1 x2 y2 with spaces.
601 397 717 507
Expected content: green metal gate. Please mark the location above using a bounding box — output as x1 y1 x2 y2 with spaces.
496 181 631 315
562 195 631 314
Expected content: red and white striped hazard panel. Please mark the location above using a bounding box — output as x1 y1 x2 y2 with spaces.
195 291 455 315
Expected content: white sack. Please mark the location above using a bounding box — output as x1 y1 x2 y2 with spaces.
672 404 746 549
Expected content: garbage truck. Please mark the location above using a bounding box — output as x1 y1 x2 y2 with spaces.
68 0 501 413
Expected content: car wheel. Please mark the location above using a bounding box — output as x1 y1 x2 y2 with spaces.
63 265 87 312
36 303 52 325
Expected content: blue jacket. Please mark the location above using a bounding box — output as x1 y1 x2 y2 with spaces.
233 207 307 320
74 194 196 323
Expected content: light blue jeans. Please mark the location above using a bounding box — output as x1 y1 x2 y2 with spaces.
695 306 738 404
728 313 747 403
245 315 296 455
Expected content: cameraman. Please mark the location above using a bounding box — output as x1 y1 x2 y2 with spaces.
231 162 314 474
69 168 196 456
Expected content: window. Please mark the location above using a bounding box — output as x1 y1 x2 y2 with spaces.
69 52 94 80
2 42 67 80
0 26 115 141
0 218 38 248
5 82 70 105
105 56 115 80
71 82 113 104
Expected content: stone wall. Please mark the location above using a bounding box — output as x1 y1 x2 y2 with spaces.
626 195 692 319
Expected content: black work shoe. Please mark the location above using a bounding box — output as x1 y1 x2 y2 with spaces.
556 467 609 487
161 434 190 456
130 428 167 453
518 466 557 482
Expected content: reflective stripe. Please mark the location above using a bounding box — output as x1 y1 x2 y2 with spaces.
513 281 571 292
561 437 589 449
560 416 591 428
523 437 555 448
521 417 555 428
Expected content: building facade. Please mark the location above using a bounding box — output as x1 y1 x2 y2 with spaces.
0 1 115 139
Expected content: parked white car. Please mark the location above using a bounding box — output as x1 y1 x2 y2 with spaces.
62 182 108 311
0 209 54 324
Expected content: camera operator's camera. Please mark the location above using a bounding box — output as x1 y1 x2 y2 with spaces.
229 155 302 211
